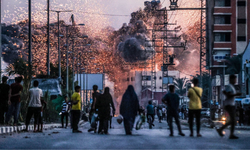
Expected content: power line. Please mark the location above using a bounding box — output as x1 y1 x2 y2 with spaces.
76 11 130 17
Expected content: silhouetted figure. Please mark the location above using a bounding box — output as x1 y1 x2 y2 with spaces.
71 86 82 133
23 80 43 132
96 87 115 134
120 85 139 135
5 77 23 126
88 85 101 133
188 78 203 137
162 85 185 137
146 101 155 127
61 96 70 128
0 76 10 124
216 75 241 139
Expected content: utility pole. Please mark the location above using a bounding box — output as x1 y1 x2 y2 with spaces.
72 38 75 92
66 26 69 92
51 10 72 81
28 0 32 67
0 0 2 80
47 0 50 76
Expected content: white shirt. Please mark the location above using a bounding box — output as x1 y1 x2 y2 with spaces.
224 84 236 106
28 87 43 107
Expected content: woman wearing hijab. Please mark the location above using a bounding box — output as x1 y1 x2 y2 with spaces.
96 87 115 134
120 85 139 135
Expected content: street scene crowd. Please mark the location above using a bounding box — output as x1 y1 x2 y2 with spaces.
0 74 249 140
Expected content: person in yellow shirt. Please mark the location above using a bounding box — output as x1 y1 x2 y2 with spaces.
71 86 82 133
188 78 203 137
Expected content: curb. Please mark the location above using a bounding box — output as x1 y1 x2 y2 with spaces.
0 124 61 134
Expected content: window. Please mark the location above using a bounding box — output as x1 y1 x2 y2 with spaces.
159 76 162 80
214 15 231 24
142 76 151 81
237 36 246 41
215 0 231 7
214 32 231 42
238 19 246 24
237 1 246 6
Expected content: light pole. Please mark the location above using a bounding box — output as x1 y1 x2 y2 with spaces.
51 10 72 81
0 0 2 80
47 0 50 76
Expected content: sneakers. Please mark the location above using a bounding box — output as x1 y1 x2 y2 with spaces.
197 133 202 137
73 130 82 133
189 133 193 137
216 128 224 137
169 134 174 137
229 135 239 139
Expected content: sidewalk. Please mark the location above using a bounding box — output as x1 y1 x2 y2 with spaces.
180 119 250 130
0 123 61 134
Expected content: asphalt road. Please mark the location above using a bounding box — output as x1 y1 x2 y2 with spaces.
1 117 250 149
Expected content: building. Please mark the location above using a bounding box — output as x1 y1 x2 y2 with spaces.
208 0 250 106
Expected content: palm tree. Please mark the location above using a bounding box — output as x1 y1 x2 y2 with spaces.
174 77 188 96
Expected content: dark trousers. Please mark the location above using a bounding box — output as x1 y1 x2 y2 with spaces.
123 117 135 134
219 105 236 135
109 116 112 128
98 118 109 134
168 110 182 134
147 114 155 123
25 107 41 125
188 109 201 134
71 110 80 131
61 112 69 128
0 104 8 124
5 102 21 124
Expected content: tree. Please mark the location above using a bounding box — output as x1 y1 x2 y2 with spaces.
174 78 188 96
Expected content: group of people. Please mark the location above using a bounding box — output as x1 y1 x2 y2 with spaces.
0 76 23 126
0 74 243 139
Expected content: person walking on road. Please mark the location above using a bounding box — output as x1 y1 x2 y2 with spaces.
96 87 115 134
5 77 23 126
0 76 10 125
71 86 82 133
61 96 70 128
146 101 155 127
188 78 203 137
88 85 101 133
120 85 139 135
162 85 185 137
23 80 43 132
216 74 241 139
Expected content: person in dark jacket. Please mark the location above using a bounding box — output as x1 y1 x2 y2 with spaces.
0 76 10 125
120 85 139 135
96 87 115 134
88 85 101 133
162 85 185 137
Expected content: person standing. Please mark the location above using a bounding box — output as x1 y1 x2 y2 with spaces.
23 80 43 132
61 96 70 128
146 101 155 127
216 75 241 139
120 85 139 135
0 76 10 125
188 78 203 137
162 85 185 137
71 86 82 133
88 85 101 133
5 77 23 126
96 87 115 134
158 107 163 123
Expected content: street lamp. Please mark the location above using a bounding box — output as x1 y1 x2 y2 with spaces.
51 10 72 81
